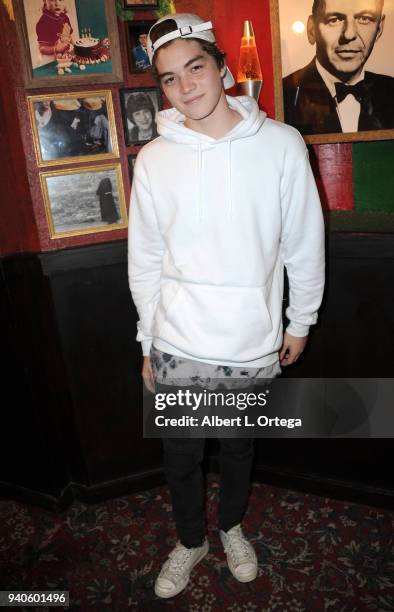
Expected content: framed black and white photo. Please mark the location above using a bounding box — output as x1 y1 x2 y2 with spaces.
123 0 159 8
14 0 122 89
125 20 154 72
28 90 119 167
40 163 128 238
270 0 394 143
120 87 162 146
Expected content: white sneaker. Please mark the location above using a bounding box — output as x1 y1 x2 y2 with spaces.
219 524 258 582
154 539 209 598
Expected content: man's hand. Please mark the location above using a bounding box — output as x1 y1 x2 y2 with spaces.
279 332 308 366
142 356 155 392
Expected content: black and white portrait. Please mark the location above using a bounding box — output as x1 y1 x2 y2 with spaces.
273 0 394 141
120 88 162 145
40 164 127 238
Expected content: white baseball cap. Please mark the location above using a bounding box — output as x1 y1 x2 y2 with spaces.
147 13 235 89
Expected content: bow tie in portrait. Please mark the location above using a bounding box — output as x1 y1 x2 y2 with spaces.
335 81 368 104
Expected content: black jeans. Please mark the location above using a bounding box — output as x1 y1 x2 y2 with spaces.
162 436 255 548
157 383 255 548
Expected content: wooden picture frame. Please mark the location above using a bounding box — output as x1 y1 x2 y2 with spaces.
123 0 159 9
120 87 162 146
40 163 128 238
14 0 123 89
28 90 119 167
270 0 394 144
125 20 154 73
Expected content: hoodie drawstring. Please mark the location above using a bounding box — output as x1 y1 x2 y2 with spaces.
198 141 203 221
227 140 233 219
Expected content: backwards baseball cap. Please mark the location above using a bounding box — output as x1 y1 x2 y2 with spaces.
147 13 235 89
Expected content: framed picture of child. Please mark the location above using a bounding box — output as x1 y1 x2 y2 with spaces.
120 87 162 146
14 0 123 89
126 20 154 72
39 163 128 238
27 90 119 167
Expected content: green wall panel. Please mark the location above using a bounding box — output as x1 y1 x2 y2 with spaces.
75 0 108 38
353 141 394 213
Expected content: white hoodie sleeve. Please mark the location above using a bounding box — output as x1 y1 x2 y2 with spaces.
128 162 165 356
280 144 325 337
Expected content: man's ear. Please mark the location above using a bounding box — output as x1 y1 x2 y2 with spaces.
376 13 385 42
220 65 227 79
307 15 316 45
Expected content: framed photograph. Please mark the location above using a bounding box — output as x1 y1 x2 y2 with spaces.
14 0 122 89
126 20 154 72
128 153 137 185
28 90 119 167
39 163 128 238
270 0 394 143
120 87 162 146
123 0 159 8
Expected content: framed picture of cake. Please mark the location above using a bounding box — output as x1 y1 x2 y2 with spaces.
120 87 162 146
28 90 119 167
126 20 154 73
39 163 128 239
14 0 123 89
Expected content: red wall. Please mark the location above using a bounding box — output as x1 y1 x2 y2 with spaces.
0 0 354 256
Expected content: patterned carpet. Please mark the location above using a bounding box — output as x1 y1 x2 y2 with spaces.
1 476 393 611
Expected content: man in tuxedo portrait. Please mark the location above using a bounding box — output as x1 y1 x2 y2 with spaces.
283 0 394 134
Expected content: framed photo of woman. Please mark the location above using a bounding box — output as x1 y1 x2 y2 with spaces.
28 90 119 167
120 87 162 146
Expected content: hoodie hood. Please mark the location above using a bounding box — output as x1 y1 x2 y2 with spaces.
155 96 266 220
156 95 266 144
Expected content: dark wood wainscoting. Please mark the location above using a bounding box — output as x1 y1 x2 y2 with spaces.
1 233 393 511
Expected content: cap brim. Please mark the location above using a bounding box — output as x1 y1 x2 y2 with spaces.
223 66 235 89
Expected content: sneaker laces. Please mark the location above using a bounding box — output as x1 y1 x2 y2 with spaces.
223 526 254 565
162 544 196 580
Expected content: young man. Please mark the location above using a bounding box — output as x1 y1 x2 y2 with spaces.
128 13 325 599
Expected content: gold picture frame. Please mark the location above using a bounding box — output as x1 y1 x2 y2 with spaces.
28 90 119 167
40 163 128 239
14 0 123 89
270 0 394 144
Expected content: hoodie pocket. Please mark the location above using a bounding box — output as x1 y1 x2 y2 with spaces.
155 281 275 362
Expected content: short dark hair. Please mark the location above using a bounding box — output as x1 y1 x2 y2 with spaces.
126 92 155 123
311 0 324 18
149 19 226 82
312 0 384 18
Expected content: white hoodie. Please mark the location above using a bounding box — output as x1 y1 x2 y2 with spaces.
128 95 325 367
